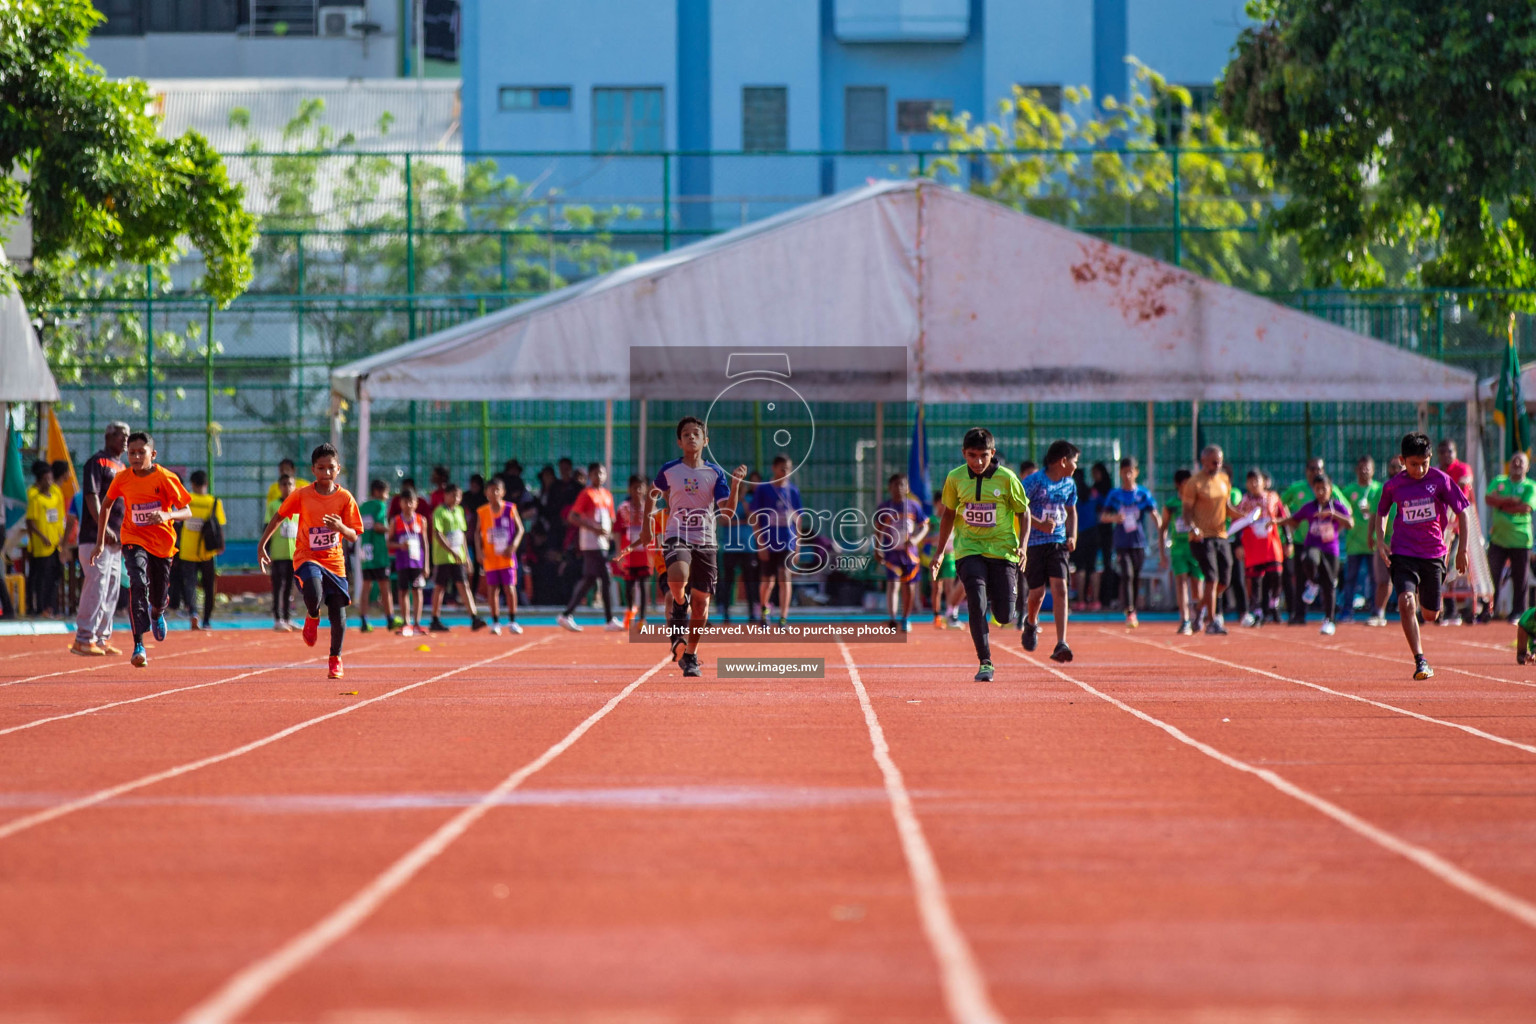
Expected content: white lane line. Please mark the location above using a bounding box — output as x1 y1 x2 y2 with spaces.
0 636 554 842
1114 632 1536 758
999 645 1536 931
1258 630 1536 691
0 636 268 688
178 653 673 1024
0 633 390 740
837 642 1005 1024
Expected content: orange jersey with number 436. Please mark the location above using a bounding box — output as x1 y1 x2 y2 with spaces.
277 483 363 576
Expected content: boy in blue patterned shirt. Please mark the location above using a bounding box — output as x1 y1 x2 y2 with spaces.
1020 440 1080 663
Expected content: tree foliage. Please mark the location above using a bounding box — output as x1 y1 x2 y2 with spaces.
1223 0 1536 308
929 63 1299 293
0 0 256 308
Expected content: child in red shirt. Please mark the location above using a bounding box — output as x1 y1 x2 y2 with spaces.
1231 468 1289 626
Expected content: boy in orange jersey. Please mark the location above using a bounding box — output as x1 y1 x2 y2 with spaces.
91 431 192 667
257 443 363 679
472 475 525 635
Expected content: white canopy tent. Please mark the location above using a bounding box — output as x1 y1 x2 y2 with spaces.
330 179 1480 507
0 247 57 405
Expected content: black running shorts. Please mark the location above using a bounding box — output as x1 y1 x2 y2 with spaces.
663 537 719 594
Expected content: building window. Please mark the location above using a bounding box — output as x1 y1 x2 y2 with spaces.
1015 84 1063 114
844 86 888 150
896 99 952 135
593 87 665 152
92 0 142 34
1155 84 1217 145
742 87 788 153
499 87 572 112
146 0 238 32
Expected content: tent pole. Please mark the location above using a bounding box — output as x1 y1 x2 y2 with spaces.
1145 401 1155 493
353 395 372 586
637 399 647 478
328 394 343 469
1190 400 1200 464
873 401 884 515
604 400 614 474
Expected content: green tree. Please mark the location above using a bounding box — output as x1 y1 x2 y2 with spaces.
929 63 1299 292
0 0 256 310
1223 0 1536 308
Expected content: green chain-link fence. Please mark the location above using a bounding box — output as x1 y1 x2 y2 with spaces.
34 149 1535 559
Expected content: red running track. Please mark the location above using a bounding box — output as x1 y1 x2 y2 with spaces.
0 620 1534 1022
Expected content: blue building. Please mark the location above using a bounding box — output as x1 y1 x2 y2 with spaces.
462 0 1250 232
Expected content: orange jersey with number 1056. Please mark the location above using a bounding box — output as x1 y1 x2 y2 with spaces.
102 465 191 559
277 483 363 576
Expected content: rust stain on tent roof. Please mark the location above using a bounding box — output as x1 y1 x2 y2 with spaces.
1069 240 1188 325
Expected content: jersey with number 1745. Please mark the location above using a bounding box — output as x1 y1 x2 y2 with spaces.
939 463 1030 564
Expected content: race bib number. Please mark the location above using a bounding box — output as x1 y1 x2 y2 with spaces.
186 517 204 532
963 503 997 528
1174 516 1190 534
1041 504 1067 525
46 508 59 524
362 514 375 531
308 526 339 550
1120 507 1140 532
490 526 511 550
131 502 160 526
279 518 299 539
404 534 423 561
1401 501 1436 524
444 528 465 553
1314 521 1336 543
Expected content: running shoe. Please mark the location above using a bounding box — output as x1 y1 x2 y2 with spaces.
1301 581 1320 605
899 619 911 633
974 661 995 682
274 620 289 632
557 613 582 632
1126 611 1139 630
680 652 702 678
429 618 451 633
622 609 636 630
1176 619 1193 635
188 615 199 632
152 613 168 642
507 621 524 635
1021 619 1039 652
490 623 503 636
302 616 319 647
471 616 488 632
397 625 415 638
328 656 344 680
1364 613 1388 627
390 616 405 631
359 619 373 634
1050 641 1074 664
100 642 122 656
1241 611 1259 628
777 616 790 631
1414 656 1434 680
933 615 946 630
604 618 626 632
1320 619 1336 636
1518 648 1529 666
69 640 105 657
131 643 148 668
1204 618 1229 636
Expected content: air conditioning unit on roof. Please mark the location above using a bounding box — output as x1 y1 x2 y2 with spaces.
318 5 366 36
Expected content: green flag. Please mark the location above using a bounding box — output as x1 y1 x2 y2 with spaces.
2 410 25 530
1493 314 1531 461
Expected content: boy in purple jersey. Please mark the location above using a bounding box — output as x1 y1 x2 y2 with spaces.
874 473 929 632
1373 432 1471 679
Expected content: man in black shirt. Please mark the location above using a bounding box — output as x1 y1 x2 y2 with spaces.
71 422 129 657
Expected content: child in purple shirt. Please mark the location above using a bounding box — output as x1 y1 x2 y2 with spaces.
1285 474 1353 634
1373 432 1471 680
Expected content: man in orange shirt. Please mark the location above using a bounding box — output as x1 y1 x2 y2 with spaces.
1179 444 1235 635
258 443 363 680
91 432 192 667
